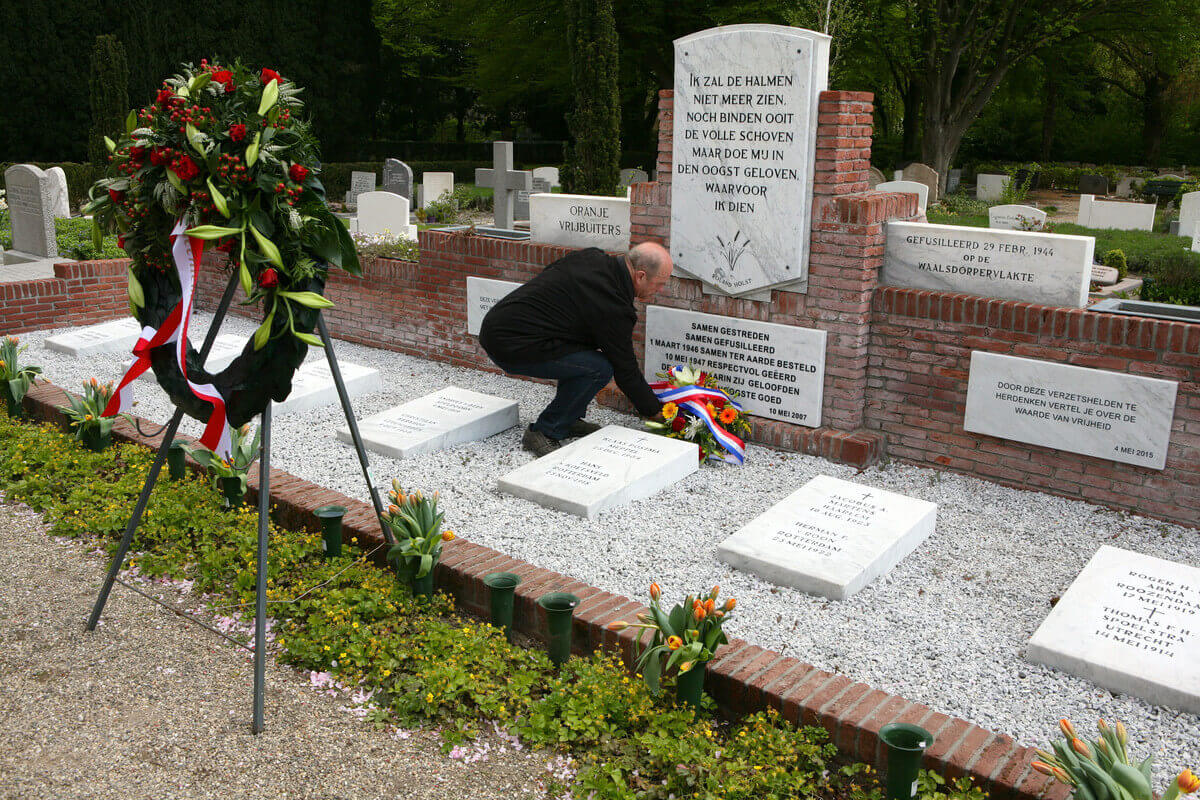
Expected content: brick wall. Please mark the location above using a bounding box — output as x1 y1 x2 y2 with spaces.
0 260 129 334
870 288 1200 525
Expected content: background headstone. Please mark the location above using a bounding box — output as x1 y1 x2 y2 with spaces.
382 158 413 203
876 180 929 215
1079 173 1109 196
421 172 455 209
532 166 561 189
46 166 71 218
1077 194 1156 231
618 168 648 191
356 191 418 240
473 142 530 228
1090 264 1119 285
988 204 1047 230
976 173 1009 202
947 168 962 193
1177 191 1200 239
3 164 57 258
466 277 521 335
901 162 940 204
513 176 551 221
336 387 519 458
1115 176 1138 197
530 193 630 251
867 166 886 189
344 171 376 206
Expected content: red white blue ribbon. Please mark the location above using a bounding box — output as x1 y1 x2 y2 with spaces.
651 365 745 465
103 219 231 456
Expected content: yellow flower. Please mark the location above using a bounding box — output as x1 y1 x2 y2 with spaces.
667 635 683 650
661 402 678 420
1179 770 1200 795
441 530 455 541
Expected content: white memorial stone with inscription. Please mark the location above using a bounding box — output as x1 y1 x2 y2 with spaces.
643 306 826 427
988 204 1047 231
530 193 630 252
964 351 1177 470
1027 546 1199 714
274 360 382 416
336 386 518 458
356 191 418 240
122 334 244 381
422 172 454 208
883 221 1094 307
671 25 830 296
466 277 521 336
45 318 141 356
718 475 937 600
497 426 698 519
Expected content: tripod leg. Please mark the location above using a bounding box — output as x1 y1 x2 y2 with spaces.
316 313 393 544
252 402 271 734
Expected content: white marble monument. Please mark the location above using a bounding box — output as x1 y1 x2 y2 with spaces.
274 360 382 416
963 351 1178 470
4 164 57 258
46 166 71 218
1027 546 1199 714
975 173 1009 202
45 318 141 356
497 425 699 519
718 475 937 600
1178 191 1199 239
532 166 561 189
466 277 521 336
356 191 418 240
421 172 455 209
336 386 518 458
988 204 1047 231
876 180 929 216
1077 195 1155 231
530 193 631 252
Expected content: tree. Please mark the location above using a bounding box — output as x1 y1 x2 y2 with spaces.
88 35 129 167
564 0 620 194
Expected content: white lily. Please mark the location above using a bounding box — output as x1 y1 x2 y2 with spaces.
672 364 703 386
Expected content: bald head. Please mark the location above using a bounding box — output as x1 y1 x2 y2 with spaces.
627 242 673 300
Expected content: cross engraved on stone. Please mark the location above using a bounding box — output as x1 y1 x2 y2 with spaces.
474 141 531 230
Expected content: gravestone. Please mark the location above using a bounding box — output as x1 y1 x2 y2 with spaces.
901 162 939 204
671 25 831 297
1177 191 1200 239
963 351 1177 470
618 168 648 190
1027 546 1199 714
876 180 929 215
474 142 531 229
45 317 140 356
344 171 376 206
947 168 962 193
382 158 413 203
466 277 521 335
274 360 382 416
883 221 1094 307
356 191 418 240
123 334 244 380
497 425 698 519
867 166 886 189
421 172 454 209
1193 226 1200 253
718 475 937 600
47 166 71 218
529 193 630 252
4 164 57 258
643 306 827 427
1090 264 1119 286
513 176 551 221
532 166 561 189
988 204 1047 230
1077 195 1155 231
1115 176 1138 197
336 386 518 458
976 173 1009 202
1078 173 1108 196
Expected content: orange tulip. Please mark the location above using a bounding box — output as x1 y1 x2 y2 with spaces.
678 660 695 673
1059 719 1076 739
1052 767 1074 785
703 598 715 613
388 504 400 515
608 620 628 631
441 530 455 541
667 635 683 650
709 585 720 598
1031 761 1054 776
649 582 661 601
1178 770 1200 794
694 606 707 621
724 598 737 611
1071 738 1090 758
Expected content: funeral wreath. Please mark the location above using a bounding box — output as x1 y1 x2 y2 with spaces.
645 364 751 464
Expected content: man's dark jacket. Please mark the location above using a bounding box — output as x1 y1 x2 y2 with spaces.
479 247 662 417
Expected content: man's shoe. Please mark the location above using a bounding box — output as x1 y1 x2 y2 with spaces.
522 425 563 457
565 419 603 439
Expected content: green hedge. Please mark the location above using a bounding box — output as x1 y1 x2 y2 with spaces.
967 162 1166 190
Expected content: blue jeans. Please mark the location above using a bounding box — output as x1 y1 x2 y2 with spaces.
492 350 613 440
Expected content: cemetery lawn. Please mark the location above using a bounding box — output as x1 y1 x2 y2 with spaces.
0 412 928 800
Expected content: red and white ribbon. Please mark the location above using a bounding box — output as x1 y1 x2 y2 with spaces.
104 219 231 456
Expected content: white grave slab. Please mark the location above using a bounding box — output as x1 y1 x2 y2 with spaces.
1192 226 1200 254
1090 264 1119 286
988 204 1047 231
530 193 631 252
336 386 518 458
976 173 1009 202
1027 546 1200 714
356 191 417 240
643 306 826 427
466 277 521 336
274 360 382 416
122 334 244 381
1178 191 1200 239
718 475 937 600
45 317 141 356
47 166 71 218
876 180 929 215
963 351 1177 470
421 172 454 208
532 166 561 189
497 425 698 519
1077 195 1156 231
671 25 831 296
883 221 1094 307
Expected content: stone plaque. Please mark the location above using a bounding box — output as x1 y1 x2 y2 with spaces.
883 221 1094 307
497 425 699 519
975 173 1009 202
356 191 417 240
466 277 521 336
876 180 929 215
274 360 382 416
514 176 551 221
988 204 1047 230
530 193 631 252
963 351 1177 470
671 25 831 296
1077 195 1155 231
336 386 518 458
1027 546 1200 714
345 171 376 205
421 172 455 209
382 158 413 202
123 334 244 381
643 306 826 427
45 318 140 356
718 475 937 600
4 164 57 258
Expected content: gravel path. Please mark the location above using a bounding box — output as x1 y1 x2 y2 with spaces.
17 314 1200 780
0 501 562 800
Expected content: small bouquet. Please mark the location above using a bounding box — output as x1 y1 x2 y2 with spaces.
186 424 261 505
645 364 751 464
59 378 119 451
0 335 41 415
384 481 455 582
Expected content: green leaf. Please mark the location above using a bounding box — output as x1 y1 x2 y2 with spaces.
166 169 185 194
650 603 676 638
104 136 116 153
245 131 261 167
91 218 103 251
207 178 230 218
248 223 283 268
176 83 190 99
642 649 662 695
185 224 243 240
257 78 279 116
188 71 212 93
127 268 145 308
293 330 323 347
239 262 253 296
125 108 136 134
185 123 205 154
279 290 333 309
253 306 275 351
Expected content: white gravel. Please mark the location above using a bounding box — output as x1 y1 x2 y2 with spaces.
18 313 1200 780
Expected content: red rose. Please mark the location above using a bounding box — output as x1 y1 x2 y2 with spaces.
229 123 247 142
261 68 281 85
117 235 126 249
711 397 725 410
211 69 232 84
150 147 171 166
129 145 146 162
288 163 309 182
171 154 199 182
258 268 279 288
671 416 687 432
108 189 124 203
156 88 172 105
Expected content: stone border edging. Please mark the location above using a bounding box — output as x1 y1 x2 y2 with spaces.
18 379 1066 800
